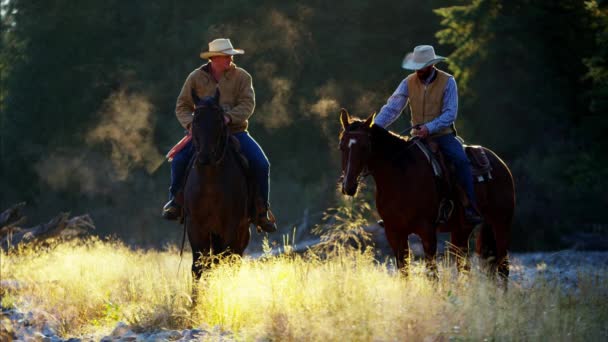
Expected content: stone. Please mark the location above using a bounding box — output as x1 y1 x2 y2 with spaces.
112 322 131 337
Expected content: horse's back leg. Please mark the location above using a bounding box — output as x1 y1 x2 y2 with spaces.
492 222 510 281
476 222 509 282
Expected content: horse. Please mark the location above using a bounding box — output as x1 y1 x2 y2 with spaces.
184 90 252 288
338 109 515 279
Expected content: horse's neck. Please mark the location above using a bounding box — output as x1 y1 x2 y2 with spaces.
369 135 423 192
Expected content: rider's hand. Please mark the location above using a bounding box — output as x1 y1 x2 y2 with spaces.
414 125 429 138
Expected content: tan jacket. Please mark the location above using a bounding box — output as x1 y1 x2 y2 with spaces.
175 63 255 133
407 69 454 136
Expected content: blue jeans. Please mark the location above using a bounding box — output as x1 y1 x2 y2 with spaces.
169 132 271 204
434 134 478 207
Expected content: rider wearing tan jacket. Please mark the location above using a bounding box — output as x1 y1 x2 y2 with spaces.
163 38 276 233
175 63 254 133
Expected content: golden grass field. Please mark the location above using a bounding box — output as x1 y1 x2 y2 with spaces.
1 235 607 341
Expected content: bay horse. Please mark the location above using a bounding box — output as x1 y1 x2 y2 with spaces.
338 109 515 279
184 90 252 286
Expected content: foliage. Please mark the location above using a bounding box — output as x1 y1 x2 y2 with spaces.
436 0 608 249
0 0 606 249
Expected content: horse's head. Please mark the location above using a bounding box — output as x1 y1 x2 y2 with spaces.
339 108 375 196
191 88 228 165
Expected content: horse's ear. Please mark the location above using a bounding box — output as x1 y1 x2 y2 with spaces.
364 112 376 128
340 108 351 129
191 88 201 106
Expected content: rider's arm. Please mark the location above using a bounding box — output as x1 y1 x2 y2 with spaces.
425 77 458 134
224 70 255 125
175 71 197 130
374 78 409 128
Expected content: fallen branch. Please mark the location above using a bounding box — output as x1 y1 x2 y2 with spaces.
1 203 95 250
0 202 26 228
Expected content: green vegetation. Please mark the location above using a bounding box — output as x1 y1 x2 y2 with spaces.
0 0 607 249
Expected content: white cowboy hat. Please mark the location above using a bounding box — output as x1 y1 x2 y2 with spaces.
200 38 244 59
401 45 446 70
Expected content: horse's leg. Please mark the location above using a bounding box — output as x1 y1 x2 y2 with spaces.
385 226 410 276
189 233 212 305
476 222 497 276
450 231 470 273
491 222 510 284
420 226 438 280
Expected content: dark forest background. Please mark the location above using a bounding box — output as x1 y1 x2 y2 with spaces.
1 0 606 250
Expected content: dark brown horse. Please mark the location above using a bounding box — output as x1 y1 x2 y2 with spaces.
184 90 252 284
339 109 515 279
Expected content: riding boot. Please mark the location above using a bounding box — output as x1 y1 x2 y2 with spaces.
464 205 483 226
162 196 182 221
255 198 277 233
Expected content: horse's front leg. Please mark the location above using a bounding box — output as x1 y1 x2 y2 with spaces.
420 225 438 280
450 227 473 273
384 224 410 277
188 230 212 305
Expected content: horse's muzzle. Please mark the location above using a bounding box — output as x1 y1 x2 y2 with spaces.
342 181 358 196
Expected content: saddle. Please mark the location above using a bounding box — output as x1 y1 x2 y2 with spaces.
414 138 493 182
414 137 493 224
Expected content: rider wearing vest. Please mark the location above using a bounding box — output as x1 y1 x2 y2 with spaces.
163 38 277 233
374 45 483 225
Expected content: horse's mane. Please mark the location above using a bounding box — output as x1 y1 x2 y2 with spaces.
343 118 417 169
369 124 418 166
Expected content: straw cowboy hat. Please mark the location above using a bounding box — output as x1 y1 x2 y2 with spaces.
200 38 244 59
401 45 446 70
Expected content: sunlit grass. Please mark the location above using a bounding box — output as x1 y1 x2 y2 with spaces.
1 237 607 341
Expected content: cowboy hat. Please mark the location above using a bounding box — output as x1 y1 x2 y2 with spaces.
401 45 446 70
200 38 244 59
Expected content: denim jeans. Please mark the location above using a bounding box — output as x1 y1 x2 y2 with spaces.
434 134 478 207
169 132 270 204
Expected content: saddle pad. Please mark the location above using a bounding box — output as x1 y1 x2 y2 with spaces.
166 134 192 162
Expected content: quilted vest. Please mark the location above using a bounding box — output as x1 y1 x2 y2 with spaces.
407 69 455 136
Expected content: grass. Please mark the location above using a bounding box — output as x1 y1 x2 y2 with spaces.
1 236 607 341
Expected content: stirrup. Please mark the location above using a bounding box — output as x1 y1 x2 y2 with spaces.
256 209 277 233
162 200 181 221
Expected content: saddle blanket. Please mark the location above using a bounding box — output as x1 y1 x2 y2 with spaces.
166 133 192 162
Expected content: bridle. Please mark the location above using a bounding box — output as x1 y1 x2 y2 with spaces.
340 130 372 186
193 106 230 166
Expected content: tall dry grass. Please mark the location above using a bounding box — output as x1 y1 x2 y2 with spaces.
1 235 607 341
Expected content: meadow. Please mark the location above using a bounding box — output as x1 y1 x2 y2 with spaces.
1 235 607 341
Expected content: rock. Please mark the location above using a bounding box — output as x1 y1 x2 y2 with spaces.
42 325 57 337
112 322 131 337
117 330 140 342
149 329 182 341
100 336 114 342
